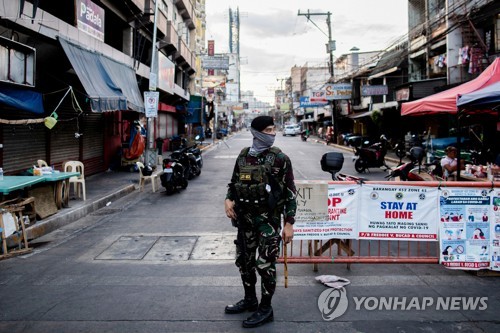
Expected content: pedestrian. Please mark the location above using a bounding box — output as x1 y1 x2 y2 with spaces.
224 115 297 328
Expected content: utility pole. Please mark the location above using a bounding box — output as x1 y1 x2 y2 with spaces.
298 10 337 143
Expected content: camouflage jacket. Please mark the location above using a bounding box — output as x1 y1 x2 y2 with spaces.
226 146 297 224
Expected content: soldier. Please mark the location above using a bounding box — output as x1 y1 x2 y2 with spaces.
224 115 297 328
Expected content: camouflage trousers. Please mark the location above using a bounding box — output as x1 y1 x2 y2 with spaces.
235 210 282 299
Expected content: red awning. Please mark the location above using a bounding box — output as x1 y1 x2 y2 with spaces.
159 102 176 113
401 57 500 116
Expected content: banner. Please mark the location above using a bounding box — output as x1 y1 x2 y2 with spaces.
358 184 439 241
293 181 359 240
439 187 492 270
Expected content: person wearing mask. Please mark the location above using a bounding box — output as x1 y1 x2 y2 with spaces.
224 116 297 328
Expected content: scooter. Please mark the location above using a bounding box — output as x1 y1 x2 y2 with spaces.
386 146 443 181
160 156 188 195
187 135 203 169
171 144 201 180
301 130 308 142
353 135 389 173
321 152 365 182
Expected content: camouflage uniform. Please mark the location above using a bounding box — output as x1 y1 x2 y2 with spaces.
226 147 297 301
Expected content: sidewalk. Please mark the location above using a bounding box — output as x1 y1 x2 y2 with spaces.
15 138 218 244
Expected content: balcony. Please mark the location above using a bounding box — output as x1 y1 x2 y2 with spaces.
174 0 195 29
159 20 179 55
175 38 194 72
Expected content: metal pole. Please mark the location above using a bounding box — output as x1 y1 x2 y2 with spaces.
145 0 159 166
326 12 338 144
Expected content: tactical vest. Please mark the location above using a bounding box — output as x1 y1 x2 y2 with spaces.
234 147 284 211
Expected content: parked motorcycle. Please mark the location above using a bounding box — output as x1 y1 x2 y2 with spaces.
353 135 389 173
386 146 443 181
172 139 201 180
321 152 365 182
301 130 308 142
160 157 188 195
187 135 203 169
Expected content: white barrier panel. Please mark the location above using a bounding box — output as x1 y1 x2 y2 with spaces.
358 184 439 241
292 181 500 271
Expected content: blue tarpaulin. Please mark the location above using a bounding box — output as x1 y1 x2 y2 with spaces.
0 86 45 114
59 37 144 113
185 95 206 124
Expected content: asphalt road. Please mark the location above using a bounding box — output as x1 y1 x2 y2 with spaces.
0 131 498 333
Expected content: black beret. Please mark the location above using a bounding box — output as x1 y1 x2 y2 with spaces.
251 116 274 132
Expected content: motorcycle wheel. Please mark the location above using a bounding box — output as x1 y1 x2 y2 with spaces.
354 159 366 173
198 158 203 168
181 178 188 189
165 183 175 195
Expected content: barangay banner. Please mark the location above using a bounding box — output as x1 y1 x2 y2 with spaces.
358 184 439 241
293 181 359 240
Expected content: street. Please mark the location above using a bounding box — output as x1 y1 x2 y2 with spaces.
0 132 498 333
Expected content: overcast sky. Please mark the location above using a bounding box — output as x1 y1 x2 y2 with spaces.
205 0 408 104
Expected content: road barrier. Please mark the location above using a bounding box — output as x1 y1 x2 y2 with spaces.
279 180 499 270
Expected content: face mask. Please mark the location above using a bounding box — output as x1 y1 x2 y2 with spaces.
250 128 275 153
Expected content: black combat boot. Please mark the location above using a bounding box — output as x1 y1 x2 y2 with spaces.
225 298 259 314
242 304 274 328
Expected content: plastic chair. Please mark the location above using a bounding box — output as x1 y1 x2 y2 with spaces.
37 160 48 168
136 162 158 192
63 161 86 201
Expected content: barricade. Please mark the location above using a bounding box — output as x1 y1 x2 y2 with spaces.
279 180 499 270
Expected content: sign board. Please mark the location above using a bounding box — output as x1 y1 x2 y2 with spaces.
207 40 215 56
76 0 105 42
311 90 328 103
144 91 159 118
300 96 328 107
396 87 410 101
158 53 175 94
325 83 352 100
201 56 230 70
361 85 388 96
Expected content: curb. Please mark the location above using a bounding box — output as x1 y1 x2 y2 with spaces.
7 184 136 246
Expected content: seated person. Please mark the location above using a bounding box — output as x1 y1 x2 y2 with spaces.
440 146 464 180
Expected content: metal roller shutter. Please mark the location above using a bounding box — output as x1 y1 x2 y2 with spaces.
82 113 105 175
3 122 47 174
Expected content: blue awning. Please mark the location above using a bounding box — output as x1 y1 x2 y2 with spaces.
59 38 144 113
0 86 45 114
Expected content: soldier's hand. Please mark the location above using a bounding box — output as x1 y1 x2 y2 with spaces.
282 222 294 244
225 199 237 220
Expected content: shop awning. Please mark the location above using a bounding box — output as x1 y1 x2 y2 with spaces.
0 86 44 114
401 58 500 116
348 110 373 119
59 38 144 113
456 81 500 110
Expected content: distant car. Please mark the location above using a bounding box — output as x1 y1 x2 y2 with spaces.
283 125 297 136
292 124 301 135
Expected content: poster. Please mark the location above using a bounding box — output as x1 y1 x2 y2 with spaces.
439 187 491 270
293 181 359 240
489 189 500 271
358 184 439 241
